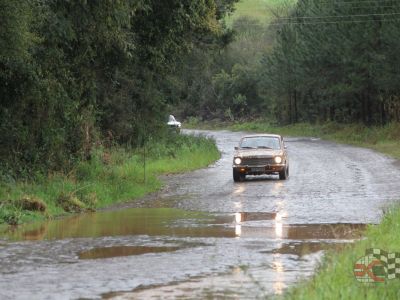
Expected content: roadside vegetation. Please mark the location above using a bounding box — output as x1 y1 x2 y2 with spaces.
282 208 400 300
0 0 237 179
0 133 219 225
179 0 400 125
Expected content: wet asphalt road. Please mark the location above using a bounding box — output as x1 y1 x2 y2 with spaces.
1 129 400 300
154 130 400 224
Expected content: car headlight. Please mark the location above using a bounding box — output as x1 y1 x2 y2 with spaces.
274 156 282 164
234 157 242 165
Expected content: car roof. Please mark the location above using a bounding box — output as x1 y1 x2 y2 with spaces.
241 134 282 139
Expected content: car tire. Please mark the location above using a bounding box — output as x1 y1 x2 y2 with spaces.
233 169 245 182
279 166 289 180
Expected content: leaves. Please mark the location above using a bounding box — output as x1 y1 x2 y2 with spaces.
0 0 236 178
261 0 400 124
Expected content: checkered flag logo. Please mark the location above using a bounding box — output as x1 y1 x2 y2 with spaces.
366 248 400 280
354 248 400 284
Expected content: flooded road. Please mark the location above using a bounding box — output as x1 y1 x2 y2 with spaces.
1 129 400 299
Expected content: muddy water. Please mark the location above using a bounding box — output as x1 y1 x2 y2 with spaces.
0 209 364 299
1 129 400 299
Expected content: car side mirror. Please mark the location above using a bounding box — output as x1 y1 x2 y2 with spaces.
234 146 238 150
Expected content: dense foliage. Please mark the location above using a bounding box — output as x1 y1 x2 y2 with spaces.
0 0 237 177
262 0 400 124
179 0 400 125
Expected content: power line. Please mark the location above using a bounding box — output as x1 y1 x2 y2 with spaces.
317 0 399 4
232 18 400 27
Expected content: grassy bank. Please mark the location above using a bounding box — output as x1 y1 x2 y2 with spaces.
0 133 220 225
282 207 400 300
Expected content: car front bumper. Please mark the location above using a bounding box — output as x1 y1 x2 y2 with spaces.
233 164 286 175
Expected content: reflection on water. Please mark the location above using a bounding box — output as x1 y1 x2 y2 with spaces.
235 224 242 237
2 208 239 241
1 209 367 242
272 254 285 295
275 221 283 239
272 182 284 196
233 184 246 196
235 212 242 223
275 198 287 239
270 241 350 257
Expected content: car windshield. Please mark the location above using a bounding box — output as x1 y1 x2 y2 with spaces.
240 136 281 150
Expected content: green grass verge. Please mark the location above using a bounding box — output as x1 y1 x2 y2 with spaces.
282 208 400 300
0 133 220 225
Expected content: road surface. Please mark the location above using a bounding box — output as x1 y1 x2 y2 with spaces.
1 129 400 299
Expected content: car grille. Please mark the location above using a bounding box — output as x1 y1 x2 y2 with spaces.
242 157 274 166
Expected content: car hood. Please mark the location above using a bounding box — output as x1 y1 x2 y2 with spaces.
234 149 283 158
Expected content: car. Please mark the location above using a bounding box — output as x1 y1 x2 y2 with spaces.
167 115 181 132
232 134 289 182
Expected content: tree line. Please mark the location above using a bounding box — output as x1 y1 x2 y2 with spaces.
263 0 400 125
178 0 400 125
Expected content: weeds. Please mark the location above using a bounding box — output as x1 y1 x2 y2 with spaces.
0 134 220 225
282 208 400 300
0 202 22 225
15 196 47 212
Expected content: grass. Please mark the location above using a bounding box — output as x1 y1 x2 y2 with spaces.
0 133 220 225
226 0 296 26
282 207 400 300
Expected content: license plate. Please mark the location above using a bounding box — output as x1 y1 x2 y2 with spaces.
251 167 265 172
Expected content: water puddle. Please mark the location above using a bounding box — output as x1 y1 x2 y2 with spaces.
1 209 366 242
266 241 350 256
0 208 368 300
78 246 181 260
2 208 209 241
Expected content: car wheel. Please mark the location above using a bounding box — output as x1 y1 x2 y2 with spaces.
233 169 245 182
279 166 288 180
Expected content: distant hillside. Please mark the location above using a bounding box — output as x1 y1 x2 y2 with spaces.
226 0 295 26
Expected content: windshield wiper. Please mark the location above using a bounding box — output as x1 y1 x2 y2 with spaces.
240 146 255 149
257 146 272 149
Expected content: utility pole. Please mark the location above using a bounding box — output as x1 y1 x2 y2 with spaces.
142 123 147 184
